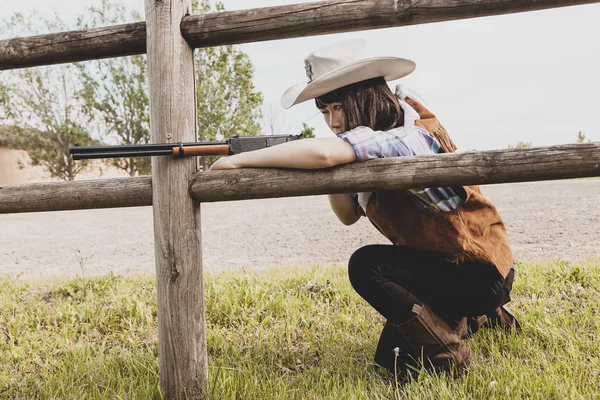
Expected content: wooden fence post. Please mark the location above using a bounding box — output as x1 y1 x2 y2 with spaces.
145 0 208 398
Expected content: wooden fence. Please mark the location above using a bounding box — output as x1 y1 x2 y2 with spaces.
0 0 599 398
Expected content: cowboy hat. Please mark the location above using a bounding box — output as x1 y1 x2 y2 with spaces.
281 39 416 109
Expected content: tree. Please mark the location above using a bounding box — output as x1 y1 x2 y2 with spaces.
576 131 589 143
0 13 94 181
78 0 151 176
2 68 94 181
300 123 316 139
194 1 264 170
0 83 8 118
80 0 263 173
507 141 532 149
2 0 263 175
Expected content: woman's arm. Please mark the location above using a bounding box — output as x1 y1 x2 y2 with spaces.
210 137 356 170
210 136 361 225
327 194 362 225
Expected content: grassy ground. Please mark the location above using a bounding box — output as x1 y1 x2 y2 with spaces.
1 259 599 399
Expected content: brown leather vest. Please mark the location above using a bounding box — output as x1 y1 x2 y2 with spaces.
364 98 514 278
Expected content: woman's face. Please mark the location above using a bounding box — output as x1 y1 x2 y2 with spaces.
320 102 346 135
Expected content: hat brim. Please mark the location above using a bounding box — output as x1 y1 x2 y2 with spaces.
280 57 416 109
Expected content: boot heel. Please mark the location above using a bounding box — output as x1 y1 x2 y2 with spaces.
394 304 472 376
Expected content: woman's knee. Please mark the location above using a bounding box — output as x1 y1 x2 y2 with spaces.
348 245 385 288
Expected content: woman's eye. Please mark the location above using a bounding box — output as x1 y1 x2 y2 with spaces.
333 105 342 111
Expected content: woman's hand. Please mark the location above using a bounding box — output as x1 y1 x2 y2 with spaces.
210 156 237 170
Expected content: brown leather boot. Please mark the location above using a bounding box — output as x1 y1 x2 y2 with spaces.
446 317 469 339
466 304 521 335
374 321 413 376
395 303 472 376
486 304 521 331
467 315 489 336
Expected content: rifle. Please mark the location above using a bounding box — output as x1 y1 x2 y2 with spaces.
69 134 301 160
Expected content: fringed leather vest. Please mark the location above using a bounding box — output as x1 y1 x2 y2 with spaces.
365 98 514 278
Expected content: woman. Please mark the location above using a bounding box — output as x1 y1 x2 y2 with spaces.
211 39 519 377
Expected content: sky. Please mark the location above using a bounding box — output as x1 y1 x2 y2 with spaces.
1 0 599 150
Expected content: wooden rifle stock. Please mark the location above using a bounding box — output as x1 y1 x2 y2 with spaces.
171 144 229 157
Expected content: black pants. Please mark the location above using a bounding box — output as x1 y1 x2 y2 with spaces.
348 245 515 323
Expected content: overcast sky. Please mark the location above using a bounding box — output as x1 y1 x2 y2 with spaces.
2 0 599 150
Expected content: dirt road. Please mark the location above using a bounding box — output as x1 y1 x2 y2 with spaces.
1 179 598 280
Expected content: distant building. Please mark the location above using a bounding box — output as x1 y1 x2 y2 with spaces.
0 126 48 184
0 126 24 184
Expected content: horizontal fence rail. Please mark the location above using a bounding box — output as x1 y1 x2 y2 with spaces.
180 0 600 48
2 143 596 214
188 143 600 202
0 23 146 70
1 0 599 70
0 177 151 214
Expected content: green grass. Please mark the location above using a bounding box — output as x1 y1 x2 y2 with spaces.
1 259 599 399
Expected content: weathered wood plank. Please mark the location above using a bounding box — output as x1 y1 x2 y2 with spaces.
188 143 600 203
0 23 146 70
2 0 598 70
0 177 151 214
145 0 208 398
181 0 600 48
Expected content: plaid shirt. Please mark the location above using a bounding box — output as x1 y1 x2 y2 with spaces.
338 125 465 213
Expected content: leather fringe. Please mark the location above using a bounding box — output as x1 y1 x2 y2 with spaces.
431 124 458 154
404 97 458 154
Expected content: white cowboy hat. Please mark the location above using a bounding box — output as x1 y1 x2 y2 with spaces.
281 39 416 109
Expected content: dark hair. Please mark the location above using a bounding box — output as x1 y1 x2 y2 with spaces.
315 77 404 131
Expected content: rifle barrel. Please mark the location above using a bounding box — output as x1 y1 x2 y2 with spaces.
71 149 174 160
69 141 226 155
